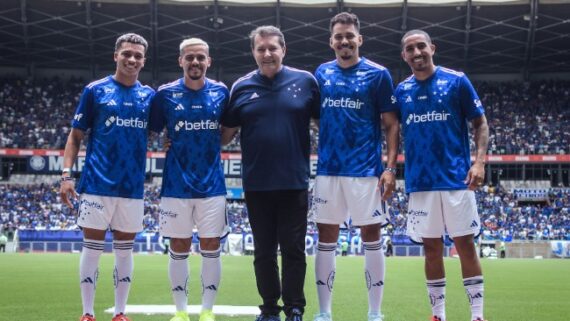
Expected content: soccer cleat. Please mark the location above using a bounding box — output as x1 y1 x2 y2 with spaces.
367 312 384 321
473 319 488 321
312 312 332 321
111 313 132 321
254 314 281 321
79 314 95 321
285 308 303 321
430 317 442 321
170 311 190 321
199 309 215 321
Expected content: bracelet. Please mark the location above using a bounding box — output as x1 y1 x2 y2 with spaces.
384 167 397 175
61 176 75 182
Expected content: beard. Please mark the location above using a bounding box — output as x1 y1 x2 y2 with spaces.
337 44 355 61
188 67 203 80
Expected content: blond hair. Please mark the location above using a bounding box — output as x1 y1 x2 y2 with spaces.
179 38 209 55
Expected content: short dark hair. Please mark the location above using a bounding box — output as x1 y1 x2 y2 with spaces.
249 25 285 49
330 12 360 33
401 29 432 49
115 33 148 53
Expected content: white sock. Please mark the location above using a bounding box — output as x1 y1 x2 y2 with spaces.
80 239 104 316
200 247 222 311
169 250 190 312
363 240 385 315
113 240 134 316
464 276 484 320
315 242 337 314
427 278 446 320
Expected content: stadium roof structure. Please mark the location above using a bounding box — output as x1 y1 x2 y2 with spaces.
1 0 569 82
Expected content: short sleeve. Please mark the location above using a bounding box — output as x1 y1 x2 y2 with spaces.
72 86 95 131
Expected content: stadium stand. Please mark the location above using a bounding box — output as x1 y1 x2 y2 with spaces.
1 77 570 154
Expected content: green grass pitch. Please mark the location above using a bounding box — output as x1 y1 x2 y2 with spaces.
0 254 568 321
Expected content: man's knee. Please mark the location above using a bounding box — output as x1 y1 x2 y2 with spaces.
170 238 192 253
317 223 339 243
199 237 220 251
360 224 381 242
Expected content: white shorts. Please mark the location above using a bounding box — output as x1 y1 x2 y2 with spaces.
406 190 481 243
159 196 228 239
312 176 389 227
78 194 144 233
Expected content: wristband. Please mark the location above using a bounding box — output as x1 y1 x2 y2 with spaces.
384 167 397 175
62 167 71 174
61 176 75 182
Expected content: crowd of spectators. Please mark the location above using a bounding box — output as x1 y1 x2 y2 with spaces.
1 77 569 155
2 183 569 241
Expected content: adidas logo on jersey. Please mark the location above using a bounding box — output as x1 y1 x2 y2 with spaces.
324 80 331 86
250 92 259 100
406 111 451 125
322 97 364 109
175 104 185 111
405 95 413 103
107 99 117 106
471 220 479 228
174 119 219 132
105 115 148 129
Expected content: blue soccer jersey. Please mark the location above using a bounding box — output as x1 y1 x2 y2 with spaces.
395 66 485 193
72 76 154 199
315 58 398 177
149 78 229 198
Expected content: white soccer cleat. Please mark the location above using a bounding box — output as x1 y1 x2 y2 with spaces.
368 312 384 321
313 312 332 321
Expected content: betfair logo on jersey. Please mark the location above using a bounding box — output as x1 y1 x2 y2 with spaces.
405 111 451 125
322 97 364 109
105 116 148 129
174 119 219 132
